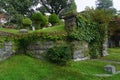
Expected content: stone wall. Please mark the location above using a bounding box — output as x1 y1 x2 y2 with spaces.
0 40 89 61
0 31 15 37
27 40 89 60
0 42 13 61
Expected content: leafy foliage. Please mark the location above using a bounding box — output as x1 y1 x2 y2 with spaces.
46 45 71 65
22 18 32 27
96 0 113 10
96 0 116 14
68 14 100 58
32 12 44 29
39 0 68 15
61 0 77 17
69 15 99 42
49 14 60 26
0 0 39 26
41 16 48 28
69 8 113 58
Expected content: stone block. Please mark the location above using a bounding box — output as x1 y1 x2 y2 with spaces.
19 29 28 33
104 65 116 74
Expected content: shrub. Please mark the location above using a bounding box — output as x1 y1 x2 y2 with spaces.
22 18 32 29
48 13 60 26
41 16 48 28
32 12 44 29
32 12 44 21
46 45 71 66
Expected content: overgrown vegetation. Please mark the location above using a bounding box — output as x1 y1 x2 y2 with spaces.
68 8 113 58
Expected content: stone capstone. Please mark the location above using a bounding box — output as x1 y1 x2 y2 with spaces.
19 29 28 33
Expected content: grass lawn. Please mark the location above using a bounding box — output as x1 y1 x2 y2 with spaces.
35 25 65 33
0 48 120 80
0 54 100 80
0 28 18 34
0 25 65 34
100 48 120 61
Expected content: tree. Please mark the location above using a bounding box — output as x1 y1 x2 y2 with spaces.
108 16 120 47
96 0 113 10
60 0 77 17
39 0 77 17
96 0 116 14
0 0 39 26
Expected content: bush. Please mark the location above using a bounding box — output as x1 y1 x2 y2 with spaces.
49 13 60 26
41 16 48 28
22 18 32 29
46 45 71 66
32 12 44 21
32 12 44 29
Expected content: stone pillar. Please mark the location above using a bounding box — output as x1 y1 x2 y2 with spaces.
102 25 108 56
103 38 108 56
64 13 77 34
4 42 12 54
71 41 89 60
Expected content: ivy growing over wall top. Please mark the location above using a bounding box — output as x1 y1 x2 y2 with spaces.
68 14 100 43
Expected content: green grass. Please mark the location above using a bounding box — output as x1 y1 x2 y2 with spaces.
35 25 65 33
100 48 120 61
0 28 18 34
0 53 120 80
0 47 120 80
0 54 100 80
0 25 65 34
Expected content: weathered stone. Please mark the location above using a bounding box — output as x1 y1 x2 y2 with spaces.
0 42 13 62
71 41 89 60
26 40 89 60
64 13 77 34
19 29 28 33
104 65 116 74
4 42 12 51
103 39 108 56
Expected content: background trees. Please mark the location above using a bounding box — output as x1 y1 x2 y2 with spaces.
96 0 113 10
38 0 77 17
96 0 116 14
39 0 69 15
0 0 39 26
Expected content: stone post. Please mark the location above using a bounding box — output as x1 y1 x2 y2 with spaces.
4 42 12 54
102 25 108 56
64 13 77 34
64 13 89 60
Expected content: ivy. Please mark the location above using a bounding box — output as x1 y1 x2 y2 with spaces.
69 15 100 43
68 14 101 58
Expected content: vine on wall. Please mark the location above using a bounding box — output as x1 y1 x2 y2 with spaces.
68 14 101 58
